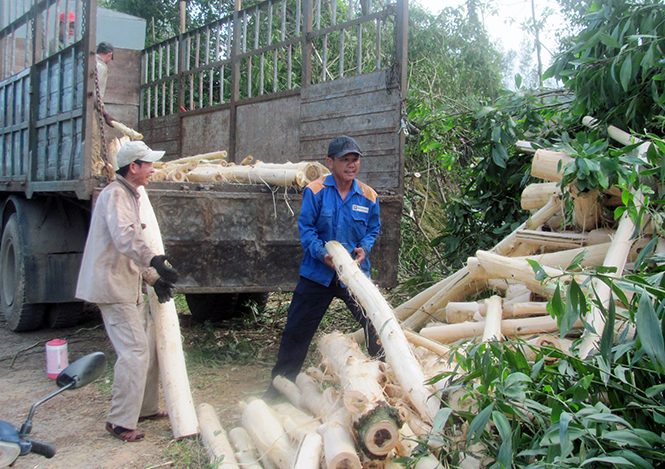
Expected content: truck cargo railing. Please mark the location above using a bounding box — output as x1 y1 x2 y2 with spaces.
0 0 96 197
141 0 400 119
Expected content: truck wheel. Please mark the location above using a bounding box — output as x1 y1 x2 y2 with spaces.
185 293 239 322
236 292 270 316
45 302 84 329
0 214 46 331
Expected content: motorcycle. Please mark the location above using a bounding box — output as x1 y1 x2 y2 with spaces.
0 352 107 467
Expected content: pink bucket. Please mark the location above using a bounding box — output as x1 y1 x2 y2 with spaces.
46 339 68 379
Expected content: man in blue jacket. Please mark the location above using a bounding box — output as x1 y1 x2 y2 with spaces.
267 135 384 393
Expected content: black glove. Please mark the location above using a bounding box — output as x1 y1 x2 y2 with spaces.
153 278 176 304
150 255 180 283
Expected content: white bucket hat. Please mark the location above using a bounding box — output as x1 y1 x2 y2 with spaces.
116 141 165 168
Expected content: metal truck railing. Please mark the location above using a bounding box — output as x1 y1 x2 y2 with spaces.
141 0 401 118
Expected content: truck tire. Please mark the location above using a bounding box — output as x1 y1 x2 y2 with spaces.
45 302 84 329
185 293 239 322
236 292 270 316
0 214 46 331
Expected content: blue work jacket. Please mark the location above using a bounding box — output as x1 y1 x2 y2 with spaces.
299 174 381 287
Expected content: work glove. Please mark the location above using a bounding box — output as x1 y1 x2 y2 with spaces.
150 255 180 283
103 111 115 127
153 278 176 303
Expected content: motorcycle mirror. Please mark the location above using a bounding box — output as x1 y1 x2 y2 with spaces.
55 352 107 389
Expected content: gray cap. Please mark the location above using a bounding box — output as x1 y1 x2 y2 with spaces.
116 141 165 168
328 135 363 158
97 41 114 54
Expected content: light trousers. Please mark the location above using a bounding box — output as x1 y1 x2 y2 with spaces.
99 300 160 429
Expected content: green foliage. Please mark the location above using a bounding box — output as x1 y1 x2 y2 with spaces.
429 90 556 270
545 0 665 136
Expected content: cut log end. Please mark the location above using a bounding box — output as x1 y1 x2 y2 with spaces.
354 403 402 459
363 420 400 457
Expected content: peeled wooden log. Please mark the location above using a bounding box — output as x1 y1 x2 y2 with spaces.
152 170 168 181
520 335 574 361
241 155 254 165
293 433 323 469
445 301 482 324
318 332 388 415
400 269 487 333
185 162 329 187
162 149 228 166
229 427 267 469
521 182 562 210
111 120 143 140
167 168 187 182
197 403 240 468
326 240 439 424
272 375 303 406
471 251 588 297
579 116 647 358
271 402 320 442
403 329 452 357
510 302 549 318
137 187 198 439
296 373 362 469
420 316 584 343
531 149 572 182
497 194 563 257
514 229 588 250
318 332 400 458
241 399 296 469
571 187 603 231
517 243 610 269
482 296 503 342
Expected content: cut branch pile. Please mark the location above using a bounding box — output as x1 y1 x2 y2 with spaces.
196 118 654 469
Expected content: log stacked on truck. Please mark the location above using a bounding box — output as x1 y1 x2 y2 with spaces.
151 151 331 188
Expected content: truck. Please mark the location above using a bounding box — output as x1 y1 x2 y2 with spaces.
0 0 407 331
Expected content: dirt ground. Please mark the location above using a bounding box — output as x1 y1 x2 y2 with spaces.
0 306 281 469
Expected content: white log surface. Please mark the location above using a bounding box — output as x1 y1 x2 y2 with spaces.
241 399 296 469
197 403 240 468
228 427 265 469
138 187 198 439
325 241 439 424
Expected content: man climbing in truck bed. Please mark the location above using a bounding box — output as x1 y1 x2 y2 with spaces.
266 135 384 398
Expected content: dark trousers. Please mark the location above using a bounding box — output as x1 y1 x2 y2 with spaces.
271 276 384 382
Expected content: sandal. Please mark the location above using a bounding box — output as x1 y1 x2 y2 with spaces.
138 410 168 422
106 422 145 442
